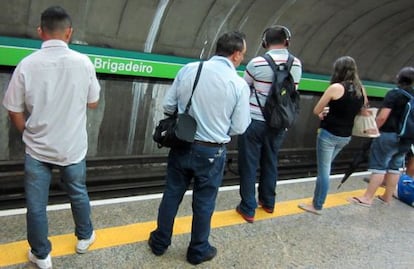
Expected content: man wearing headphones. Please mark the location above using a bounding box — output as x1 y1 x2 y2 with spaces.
236 25 302 223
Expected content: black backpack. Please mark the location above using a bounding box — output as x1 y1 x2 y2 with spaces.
254 53 300 130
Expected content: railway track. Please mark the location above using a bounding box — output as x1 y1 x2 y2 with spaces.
0 148 367 210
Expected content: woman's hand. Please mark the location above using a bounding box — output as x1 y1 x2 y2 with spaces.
318 107 330 120
359 107 372 116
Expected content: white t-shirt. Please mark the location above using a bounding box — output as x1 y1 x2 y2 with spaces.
3 39 101 165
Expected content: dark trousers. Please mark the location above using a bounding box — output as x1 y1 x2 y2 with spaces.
150 143 226 260
238 119 286 217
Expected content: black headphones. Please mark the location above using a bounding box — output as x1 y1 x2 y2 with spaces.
261 25 291 48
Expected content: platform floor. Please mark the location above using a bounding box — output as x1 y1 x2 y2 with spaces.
1 173 413 269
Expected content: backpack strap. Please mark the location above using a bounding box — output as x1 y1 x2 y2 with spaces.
262 53 294 75
253 86 265 115
399 88 414 100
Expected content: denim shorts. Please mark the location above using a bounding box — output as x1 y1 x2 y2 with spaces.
369 132 411 174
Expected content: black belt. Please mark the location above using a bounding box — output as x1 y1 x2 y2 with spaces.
194 140 226 147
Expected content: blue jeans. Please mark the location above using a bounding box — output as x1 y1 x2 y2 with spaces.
25 154 93 259
150 143 226 261
369 132 411 174
313 129 351 210
238 120 286 217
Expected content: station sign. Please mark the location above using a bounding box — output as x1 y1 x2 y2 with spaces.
0 36 391 97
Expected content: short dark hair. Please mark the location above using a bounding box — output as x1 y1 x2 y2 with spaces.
397 66 414 89
40 6 72 33
263 26 290 46
215 31 246 57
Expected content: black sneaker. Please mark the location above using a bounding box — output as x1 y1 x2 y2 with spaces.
187 246 217 265
148 236 166 256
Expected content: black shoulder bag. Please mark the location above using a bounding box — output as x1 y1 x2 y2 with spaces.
153 62 203 148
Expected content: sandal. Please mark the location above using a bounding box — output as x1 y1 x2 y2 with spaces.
298 203 322 215
347 197 371 207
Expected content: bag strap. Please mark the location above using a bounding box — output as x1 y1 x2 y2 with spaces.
362 87 369 107
253 86 265 115
262 53 294 75
399 88 414 100
184 62 203 114
348 82 368 108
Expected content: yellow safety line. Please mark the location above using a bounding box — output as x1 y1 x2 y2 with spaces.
0 189 376 267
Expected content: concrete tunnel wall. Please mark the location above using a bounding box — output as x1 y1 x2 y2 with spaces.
0 71 384 161
1 0 413 82
0 0 411 161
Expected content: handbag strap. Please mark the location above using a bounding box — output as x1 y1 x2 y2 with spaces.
344 81 368 108
184 62 203 114
361 87 369 108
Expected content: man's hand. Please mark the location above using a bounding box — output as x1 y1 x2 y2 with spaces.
8 111 26 133
87 101 99 109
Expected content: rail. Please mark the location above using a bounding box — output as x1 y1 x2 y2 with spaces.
0 148 367 210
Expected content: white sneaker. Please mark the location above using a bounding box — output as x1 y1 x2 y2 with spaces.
28 250 52 269
76 231 96 254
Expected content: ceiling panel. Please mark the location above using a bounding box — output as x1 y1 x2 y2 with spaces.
1 0 413 83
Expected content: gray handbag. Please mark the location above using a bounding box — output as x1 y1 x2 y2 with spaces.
153 62 203 148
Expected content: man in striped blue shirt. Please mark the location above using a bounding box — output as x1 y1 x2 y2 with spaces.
236 25 302 223
149 31 251 265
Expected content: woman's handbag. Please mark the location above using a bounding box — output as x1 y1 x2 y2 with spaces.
153 62 203 148
352 107 380 138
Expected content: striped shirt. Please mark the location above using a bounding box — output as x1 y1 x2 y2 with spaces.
244 49 302 121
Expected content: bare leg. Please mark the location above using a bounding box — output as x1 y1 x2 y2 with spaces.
298 203 322 215
381 173 399 203
357 173 385 204
406 156 414 177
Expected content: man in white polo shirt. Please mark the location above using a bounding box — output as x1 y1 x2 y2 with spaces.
3 6 100 269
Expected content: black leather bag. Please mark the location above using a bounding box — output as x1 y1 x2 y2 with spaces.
153 62 203 148
153 112 197 148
